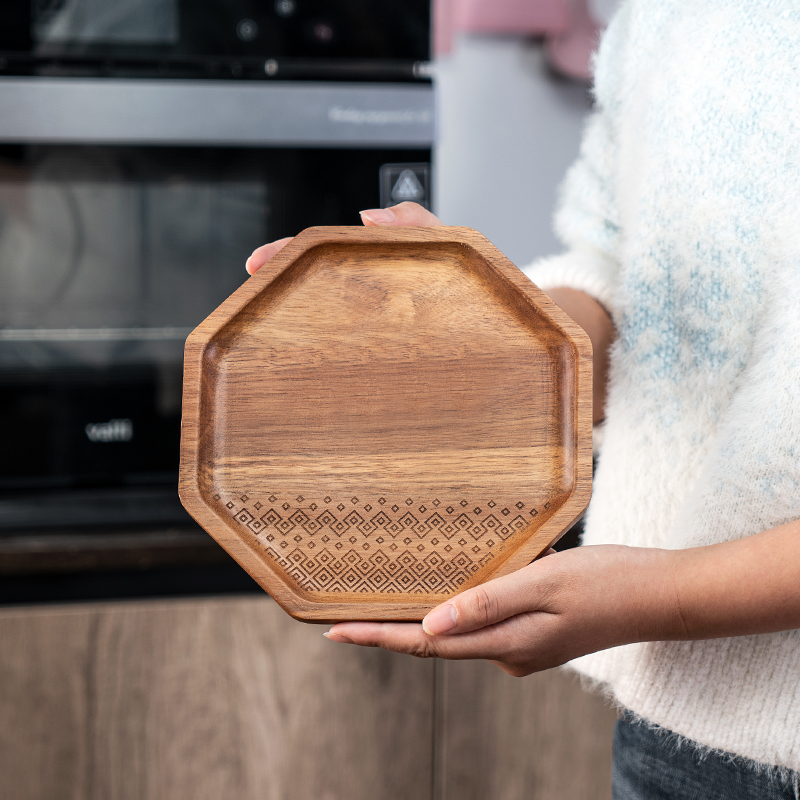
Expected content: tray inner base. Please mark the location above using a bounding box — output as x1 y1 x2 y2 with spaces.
198 241 577 601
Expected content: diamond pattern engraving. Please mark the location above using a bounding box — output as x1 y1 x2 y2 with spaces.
220 493 554 596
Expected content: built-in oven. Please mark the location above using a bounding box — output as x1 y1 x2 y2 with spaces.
0 0 434 600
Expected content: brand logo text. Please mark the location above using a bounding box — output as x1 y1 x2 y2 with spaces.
85 419 133 443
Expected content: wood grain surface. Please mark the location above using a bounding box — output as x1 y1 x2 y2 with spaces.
0 597 434 800
0 597 616 800
180 226 593 621
435 660 617 800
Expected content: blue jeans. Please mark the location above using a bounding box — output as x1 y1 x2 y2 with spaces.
613 716 800 800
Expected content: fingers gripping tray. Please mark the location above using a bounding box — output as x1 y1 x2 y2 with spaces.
179 226 592 622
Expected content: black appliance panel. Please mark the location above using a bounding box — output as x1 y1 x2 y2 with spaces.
0 143 431 519
0 0 430 80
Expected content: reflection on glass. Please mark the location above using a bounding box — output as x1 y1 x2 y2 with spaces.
33 0 179 45
0 152 266 370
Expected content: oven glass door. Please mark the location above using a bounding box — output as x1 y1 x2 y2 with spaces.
2 0 430 78
0 143 430 529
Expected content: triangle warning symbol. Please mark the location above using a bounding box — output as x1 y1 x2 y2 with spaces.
391 169 424 202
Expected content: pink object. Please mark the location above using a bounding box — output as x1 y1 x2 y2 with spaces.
433 0 604 82
455 0 570 36
545 0 603 81
433 0 459 57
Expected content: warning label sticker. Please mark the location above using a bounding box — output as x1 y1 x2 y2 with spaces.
379 163 430 210
391 169 425 202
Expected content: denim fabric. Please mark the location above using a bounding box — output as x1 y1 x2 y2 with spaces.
612 716 800 800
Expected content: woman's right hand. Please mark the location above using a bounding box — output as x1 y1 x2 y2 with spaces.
244 201 444 275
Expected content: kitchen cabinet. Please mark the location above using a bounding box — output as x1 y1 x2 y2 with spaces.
435 660 617 799
0 596 615 800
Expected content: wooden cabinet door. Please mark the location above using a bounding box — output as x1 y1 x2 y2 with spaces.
434 660 617 800
0 596 616 800
0 597 434 800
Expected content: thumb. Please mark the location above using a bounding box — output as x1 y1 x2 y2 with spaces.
421 559 558 636
360 201 444 227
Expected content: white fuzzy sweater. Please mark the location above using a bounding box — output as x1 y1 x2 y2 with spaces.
523 0 800 771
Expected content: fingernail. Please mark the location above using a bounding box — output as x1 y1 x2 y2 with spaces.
323 631 353 644
359 208 395 225
422 604 458 636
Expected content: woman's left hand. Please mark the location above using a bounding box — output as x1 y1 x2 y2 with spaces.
324 544 676 675
246 201 444 275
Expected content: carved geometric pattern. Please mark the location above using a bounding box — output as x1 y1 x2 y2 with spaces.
219 492 550 596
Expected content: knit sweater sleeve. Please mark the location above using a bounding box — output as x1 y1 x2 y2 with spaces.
522 7 629 316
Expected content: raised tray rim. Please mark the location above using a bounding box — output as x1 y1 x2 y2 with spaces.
179 225 593 622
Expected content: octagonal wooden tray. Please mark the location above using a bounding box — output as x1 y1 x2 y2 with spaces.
179 226 592 622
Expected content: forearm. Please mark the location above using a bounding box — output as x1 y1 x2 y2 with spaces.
545 287 615 424
634 519 800 642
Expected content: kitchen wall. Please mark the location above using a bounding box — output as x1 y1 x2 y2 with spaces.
434 34 592 266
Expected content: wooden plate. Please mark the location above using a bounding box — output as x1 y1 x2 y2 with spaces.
179 226 592 622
